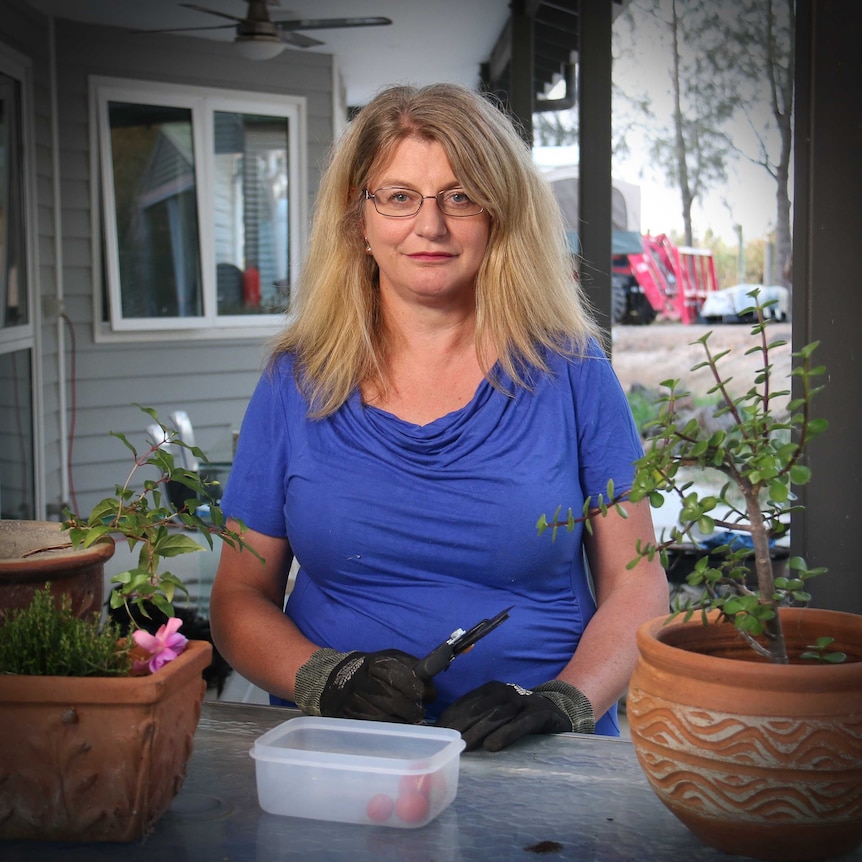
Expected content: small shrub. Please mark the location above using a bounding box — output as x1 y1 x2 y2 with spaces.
0 587 131 677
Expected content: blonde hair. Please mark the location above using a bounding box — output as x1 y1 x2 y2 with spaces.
273 82 601 416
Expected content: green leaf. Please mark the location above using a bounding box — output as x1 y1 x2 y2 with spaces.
696 515 715 535
807 418 829 437
769 479 789 502
88 498 120 524
649 491 665 508
789 464 812 485
109 430 138 458
152 533 205 558
80 524 115 548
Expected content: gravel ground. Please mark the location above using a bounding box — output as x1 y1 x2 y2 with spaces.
610 320 793 406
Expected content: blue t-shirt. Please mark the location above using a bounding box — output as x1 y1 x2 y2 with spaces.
222 341 643 735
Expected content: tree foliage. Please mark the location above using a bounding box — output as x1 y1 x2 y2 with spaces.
613 0 793 273
620 0 744 244
717 0 795 287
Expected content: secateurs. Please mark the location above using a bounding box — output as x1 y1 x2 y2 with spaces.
414 606 513 681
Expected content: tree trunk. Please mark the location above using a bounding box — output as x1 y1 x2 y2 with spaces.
770 0 795 288
670 0 694 245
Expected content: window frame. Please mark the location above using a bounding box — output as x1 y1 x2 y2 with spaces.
0 43 41 518
91 76 306 339
0 52 36 353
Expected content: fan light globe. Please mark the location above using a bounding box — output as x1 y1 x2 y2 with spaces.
236 37 286 61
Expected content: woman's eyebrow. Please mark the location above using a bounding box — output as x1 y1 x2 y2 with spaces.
372 179 462 190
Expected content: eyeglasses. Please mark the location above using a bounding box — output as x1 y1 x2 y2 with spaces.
364 187 485 218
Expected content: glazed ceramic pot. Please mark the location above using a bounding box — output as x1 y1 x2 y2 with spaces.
0 520 114 619
627 607 862 862
0 639 212 841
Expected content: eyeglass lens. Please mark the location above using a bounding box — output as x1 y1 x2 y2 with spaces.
368 187 483 217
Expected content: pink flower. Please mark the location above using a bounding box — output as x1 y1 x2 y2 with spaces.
132 617 188 674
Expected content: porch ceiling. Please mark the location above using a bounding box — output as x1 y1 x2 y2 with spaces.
26 0 626 109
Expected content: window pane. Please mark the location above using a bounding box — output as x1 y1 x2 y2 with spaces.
213 111 290 315
108 101 203 318
0 348 35 519
0 72 28 329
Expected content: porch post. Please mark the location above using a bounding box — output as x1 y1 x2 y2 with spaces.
792 0 862 614
577 0 613 333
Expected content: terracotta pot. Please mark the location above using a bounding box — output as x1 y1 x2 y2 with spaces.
0 639 212 842
0 520 114 619
627 607 862 861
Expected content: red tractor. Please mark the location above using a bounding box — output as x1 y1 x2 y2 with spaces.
612 233 719 325
542 167 718 325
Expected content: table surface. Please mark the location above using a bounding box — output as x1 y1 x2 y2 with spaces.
4 701 859 862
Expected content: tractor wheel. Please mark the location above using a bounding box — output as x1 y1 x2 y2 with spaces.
626 291 657 325
611 280 629 324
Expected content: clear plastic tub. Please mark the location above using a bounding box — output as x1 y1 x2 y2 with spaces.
250 716 465 828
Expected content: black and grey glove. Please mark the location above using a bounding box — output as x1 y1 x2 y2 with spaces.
436 679 595 751
294 648 433 724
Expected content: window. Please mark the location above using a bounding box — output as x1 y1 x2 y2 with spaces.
93 78 305 335
0 57 36 519
0 71 28 332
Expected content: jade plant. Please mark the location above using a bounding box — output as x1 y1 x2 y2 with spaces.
539 290 830 664
0 405 256 677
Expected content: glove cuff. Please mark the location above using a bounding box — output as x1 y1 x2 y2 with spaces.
534 680 596 734
294 648 353 716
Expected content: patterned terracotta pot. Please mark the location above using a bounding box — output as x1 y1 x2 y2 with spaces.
0 639 212 841
0 520 114 619
627 608 862 861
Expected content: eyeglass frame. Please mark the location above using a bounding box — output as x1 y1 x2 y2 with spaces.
363 186 485 219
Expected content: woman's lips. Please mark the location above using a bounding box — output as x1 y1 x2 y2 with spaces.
408 252 455 261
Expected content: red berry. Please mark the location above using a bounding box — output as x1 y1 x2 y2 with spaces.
366 793 395 822
395 790 430 823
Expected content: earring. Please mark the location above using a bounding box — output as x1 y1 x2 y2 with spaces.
364 238 372 254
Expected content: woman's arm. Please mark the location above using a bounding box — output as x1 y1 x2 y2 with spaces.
209 522 316 701
436 497 670 749
209 522 430 723
557 498 669 718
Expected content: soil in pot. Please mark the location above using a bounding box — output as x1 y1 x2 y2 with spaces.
0 520 114 619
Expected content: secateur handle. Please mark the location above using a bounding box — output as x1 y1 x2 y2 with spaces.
413 606 513 681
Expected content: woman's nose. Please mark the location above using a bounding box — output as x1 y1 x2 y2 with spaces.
413 196 448 237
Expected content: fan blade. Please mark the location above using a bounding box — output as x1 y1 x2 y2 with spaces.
279 31 324 49
180 3 244 24
274 17 393 33
131 22 236 34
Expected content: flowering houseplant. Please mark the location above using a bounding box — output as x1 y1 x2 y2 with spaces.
1 405 254 676
57 404 256 671
0 405 258 842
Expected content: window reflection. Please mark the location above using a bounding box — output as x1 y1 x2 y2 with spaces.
213 111 290 315
0 349 34 519
107 101 203 319
0 72 28 329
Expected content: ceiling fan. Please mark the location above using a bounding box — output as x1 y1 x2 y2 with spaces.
135 2 392 60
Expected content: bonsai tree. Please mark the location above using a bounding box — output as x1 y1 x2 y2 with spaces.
539 290 833 665
0 405 257 676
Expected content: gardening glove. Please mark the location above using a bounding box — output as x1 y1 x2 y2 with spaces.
437 679 595 751
294 648 434 724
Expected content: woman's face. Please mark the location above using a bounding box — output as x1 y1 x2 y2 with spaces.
362 137 491 308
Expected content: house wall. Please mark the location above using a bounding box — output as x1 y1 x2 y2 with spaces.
3 10 337 518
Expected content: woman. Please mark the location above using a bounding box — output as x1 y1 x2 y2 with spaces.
210 83 668 751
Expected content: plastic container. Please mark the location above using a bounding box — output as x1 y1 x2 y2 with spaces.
250 716 465 828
